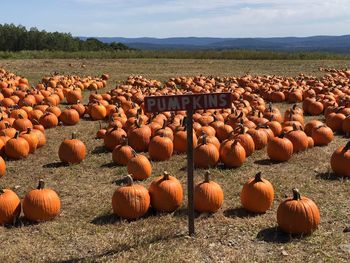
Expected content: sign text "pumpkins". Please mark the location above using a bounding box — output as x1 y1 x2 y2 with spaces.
144 93 232 113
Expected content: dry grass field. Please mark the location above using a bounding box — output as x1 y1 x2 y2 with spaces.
0 59 349 263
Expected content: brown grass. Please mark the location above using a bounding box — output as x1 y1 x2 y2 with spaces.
0 59 349 263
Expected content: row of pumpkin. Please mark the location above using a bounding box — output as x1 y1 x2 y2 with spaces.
0 171 320 236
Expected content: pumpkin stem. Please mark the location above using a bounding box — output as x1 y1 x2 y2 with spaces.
292 188 301 200
204 171 210 182
163 171 170 180
71 132 77 140
0 189 4 194
26 128 32 134
125 174 134 186
14 131 20 139
254 172 263 182
201 133 208 144
131 149 137 157
37 179 45 190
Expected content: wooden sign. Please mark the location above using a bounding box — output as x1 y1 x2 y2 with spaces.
144 93 232 236
144 92 232 113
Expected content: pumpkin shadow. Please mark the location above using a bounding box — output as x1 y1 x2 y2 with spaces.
254 159 280 166
92 146 109 155
173 207 201 219
223 207 261 218
42 161 68 168
90 214 122 225
100 162 117 168
5 217 39 229
256 226 306 243
216 163 240 170
315 171 346 181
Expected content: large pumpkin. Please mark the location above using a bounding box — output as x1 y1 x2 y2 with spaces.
277 188 320 234
240 172 274 213
23 180 61 222
148 135 173 161
194 171 224 213
148 171 183 213
112 175 150 219
5 131 30 159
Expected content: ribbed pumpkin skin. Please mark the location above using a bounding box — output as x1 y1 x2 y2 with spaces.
149 136 173 161
240 174 274 213
112 145 134 165
127 155 152 180
23 188 61 222
311 126 334 146
58 139 86 164
149 174 183 212
194 180 224 213
5 135 30 159
194 142 219 168
0 156 5 177
285 130 308 153
331 143 350 177
277 190 320 234
20 129 39 153
112 184 150 219
39 113 58 129
247 129 268 150
304 120 323 136
267 137 293 162
233 133 255 157
32 129 46 148
103 128 127 151
59 109 80 126
128 125 152 152
219 140 246 168
0 189 21 224
173 130 197 153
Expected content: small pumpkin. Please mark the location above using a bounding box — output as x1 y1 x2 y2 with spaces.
311 125 334 146
23 179 61 222
112 136 134 166
219 140 246 168
277 188 320 234
194 171 224 213
58 132 86 164
240 172 274 213
148 171 183 213
194 134 219 168
112 175 150 219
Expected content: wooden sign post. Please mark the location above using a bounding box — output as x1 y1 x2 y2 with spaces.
144 93 232 236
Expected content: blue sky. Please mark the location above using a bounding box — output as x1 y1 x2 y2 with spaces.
1 0 349 37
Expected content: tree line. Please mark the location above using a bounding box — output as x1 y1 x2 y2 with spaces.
0 24 130 52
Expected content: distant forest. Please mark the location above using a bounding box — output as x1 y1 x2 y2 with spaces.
0 24 130 52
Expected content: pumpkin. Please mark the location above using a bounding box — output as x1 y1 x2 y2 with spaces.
247 127 268 150
0 189 21 225
331 141 350 177
23 179 61 222
194 171 224 213
231 125 255 156
219 140 246 168
0 156 5 177
112 136 134 165
112 175 150 219
5 131 30 159
304 120 323 136
32 128 46 148
149 135 173 161
12 114 33 132
127 151 152 180
39 112 58 129
267 134 293 162
20 128 39 153
148 171 183 213
284 124 308 153
277 188 320 234
128 118 152 152
59 108 80 126
311 125 333 146
194 134 219 168
103 127 127 151
58 132 86 164
240 172 274 213
90 102 107 120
